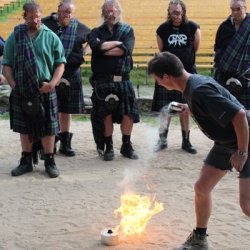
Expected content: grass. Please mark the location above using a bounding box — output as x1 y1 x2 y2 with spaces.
81 67 212 87
0 112 197 129
0 1 25 22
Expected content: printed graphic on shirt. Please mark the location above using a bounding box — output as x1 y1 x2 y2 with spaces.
168 34 187 47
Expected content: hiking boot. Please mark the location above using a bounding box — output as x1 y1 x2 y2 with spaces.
182 130 197 154
44 154 59 178
175 230 208 250
120 142 139 160
104 147 115 161
11 152 33 176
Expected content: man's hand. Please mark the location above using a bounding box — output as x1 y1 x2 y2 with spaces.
230 150 248 172
39 81 54 94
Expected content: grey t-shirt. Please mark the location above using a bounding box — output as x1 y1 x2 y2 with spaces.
183 74 245 143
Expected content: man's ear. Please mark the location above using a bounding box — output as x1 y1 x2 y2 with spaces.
162 74 170 80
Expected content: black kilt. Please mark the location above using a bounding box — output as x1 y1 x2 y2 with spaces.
90 78 140 151
91 79 140 123
57 68 84 114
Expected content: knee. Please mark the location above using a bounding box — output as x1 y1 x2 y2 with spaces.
194 181 210 198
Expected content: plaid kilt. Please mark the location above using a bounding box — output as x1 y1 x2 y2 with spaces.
151 83 185 112
91 79 140 123
214 69 250 109
57 69 84 114
90 78 140 151
9 89 59 135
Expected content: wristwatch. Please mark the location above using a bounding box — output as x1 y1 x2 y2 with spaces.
238 149 248 157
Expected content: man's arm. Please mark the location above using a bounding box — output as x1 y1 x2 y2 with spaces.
230 109 249 171
39 63 65 94
194 28 201 52
3 65 15 88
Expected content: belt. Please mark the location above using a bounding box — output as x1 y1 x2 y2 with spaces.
93 74 130 82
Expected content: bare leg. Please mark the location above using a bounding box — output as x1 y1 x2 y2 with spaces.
59 112 71 132
159 112 171 134
194 164 227 228
239 178 250 217
179 111 190 132
20 134 33 152
120 115 133 135
41 135 55 154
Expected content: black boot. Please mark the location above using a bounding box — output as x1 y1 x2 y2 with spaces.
103 136 114 161
154 130 168 152
59 132 75 157
182 130 197 154
11 152 33 176
44 153 60 178
120 135 139 160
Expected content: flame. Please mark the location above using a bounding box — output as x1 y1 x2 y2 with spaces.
114 193 164 236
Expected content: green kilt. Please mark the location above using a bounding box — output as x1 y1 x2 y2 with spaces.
57 69 84 114
9 89 59 136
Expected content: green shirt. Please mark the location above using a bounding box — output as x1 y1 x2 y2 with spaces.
3 24 66 81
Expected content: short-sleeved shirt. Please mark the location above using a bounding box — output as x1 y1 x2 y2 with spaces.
157 20 199 71
42 14 90 74
2 24 66 81
87 22 134 75
183 74 245 143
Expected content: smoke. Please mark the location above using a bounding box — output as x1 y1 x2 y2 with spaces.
117 125 159 193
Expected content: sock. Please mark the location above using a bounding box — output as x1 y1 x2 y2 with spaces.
195 227 207 236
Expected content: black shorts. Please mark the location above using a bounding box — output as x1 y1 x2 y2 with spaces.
205 143 250 178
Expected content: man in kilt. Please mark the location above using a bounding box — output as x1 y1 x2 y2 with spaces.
2 1 66 178
42 0 90 156
214 0 250 109
87 0 140 161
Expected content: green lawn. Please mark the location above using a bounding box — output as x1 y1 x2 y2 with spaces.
81 68 212 87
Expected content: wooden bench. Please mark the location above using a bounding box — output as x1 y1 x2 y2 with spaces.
82 46 215 72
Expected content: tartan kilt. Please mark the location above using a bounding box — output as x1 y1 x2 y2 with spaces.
214 69 250 109
239 77 250 110
91 79 140 124
57 68 84 114
151 83 185 112
9 89 59 135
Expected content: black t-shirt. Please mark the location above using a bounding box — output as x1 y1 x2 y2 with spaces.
183 74 245 143
42 14 90 73
87 23 134 75
157 20 199 71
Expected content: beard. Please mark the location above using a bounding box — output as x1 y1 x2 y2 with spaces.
105 15 120 25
